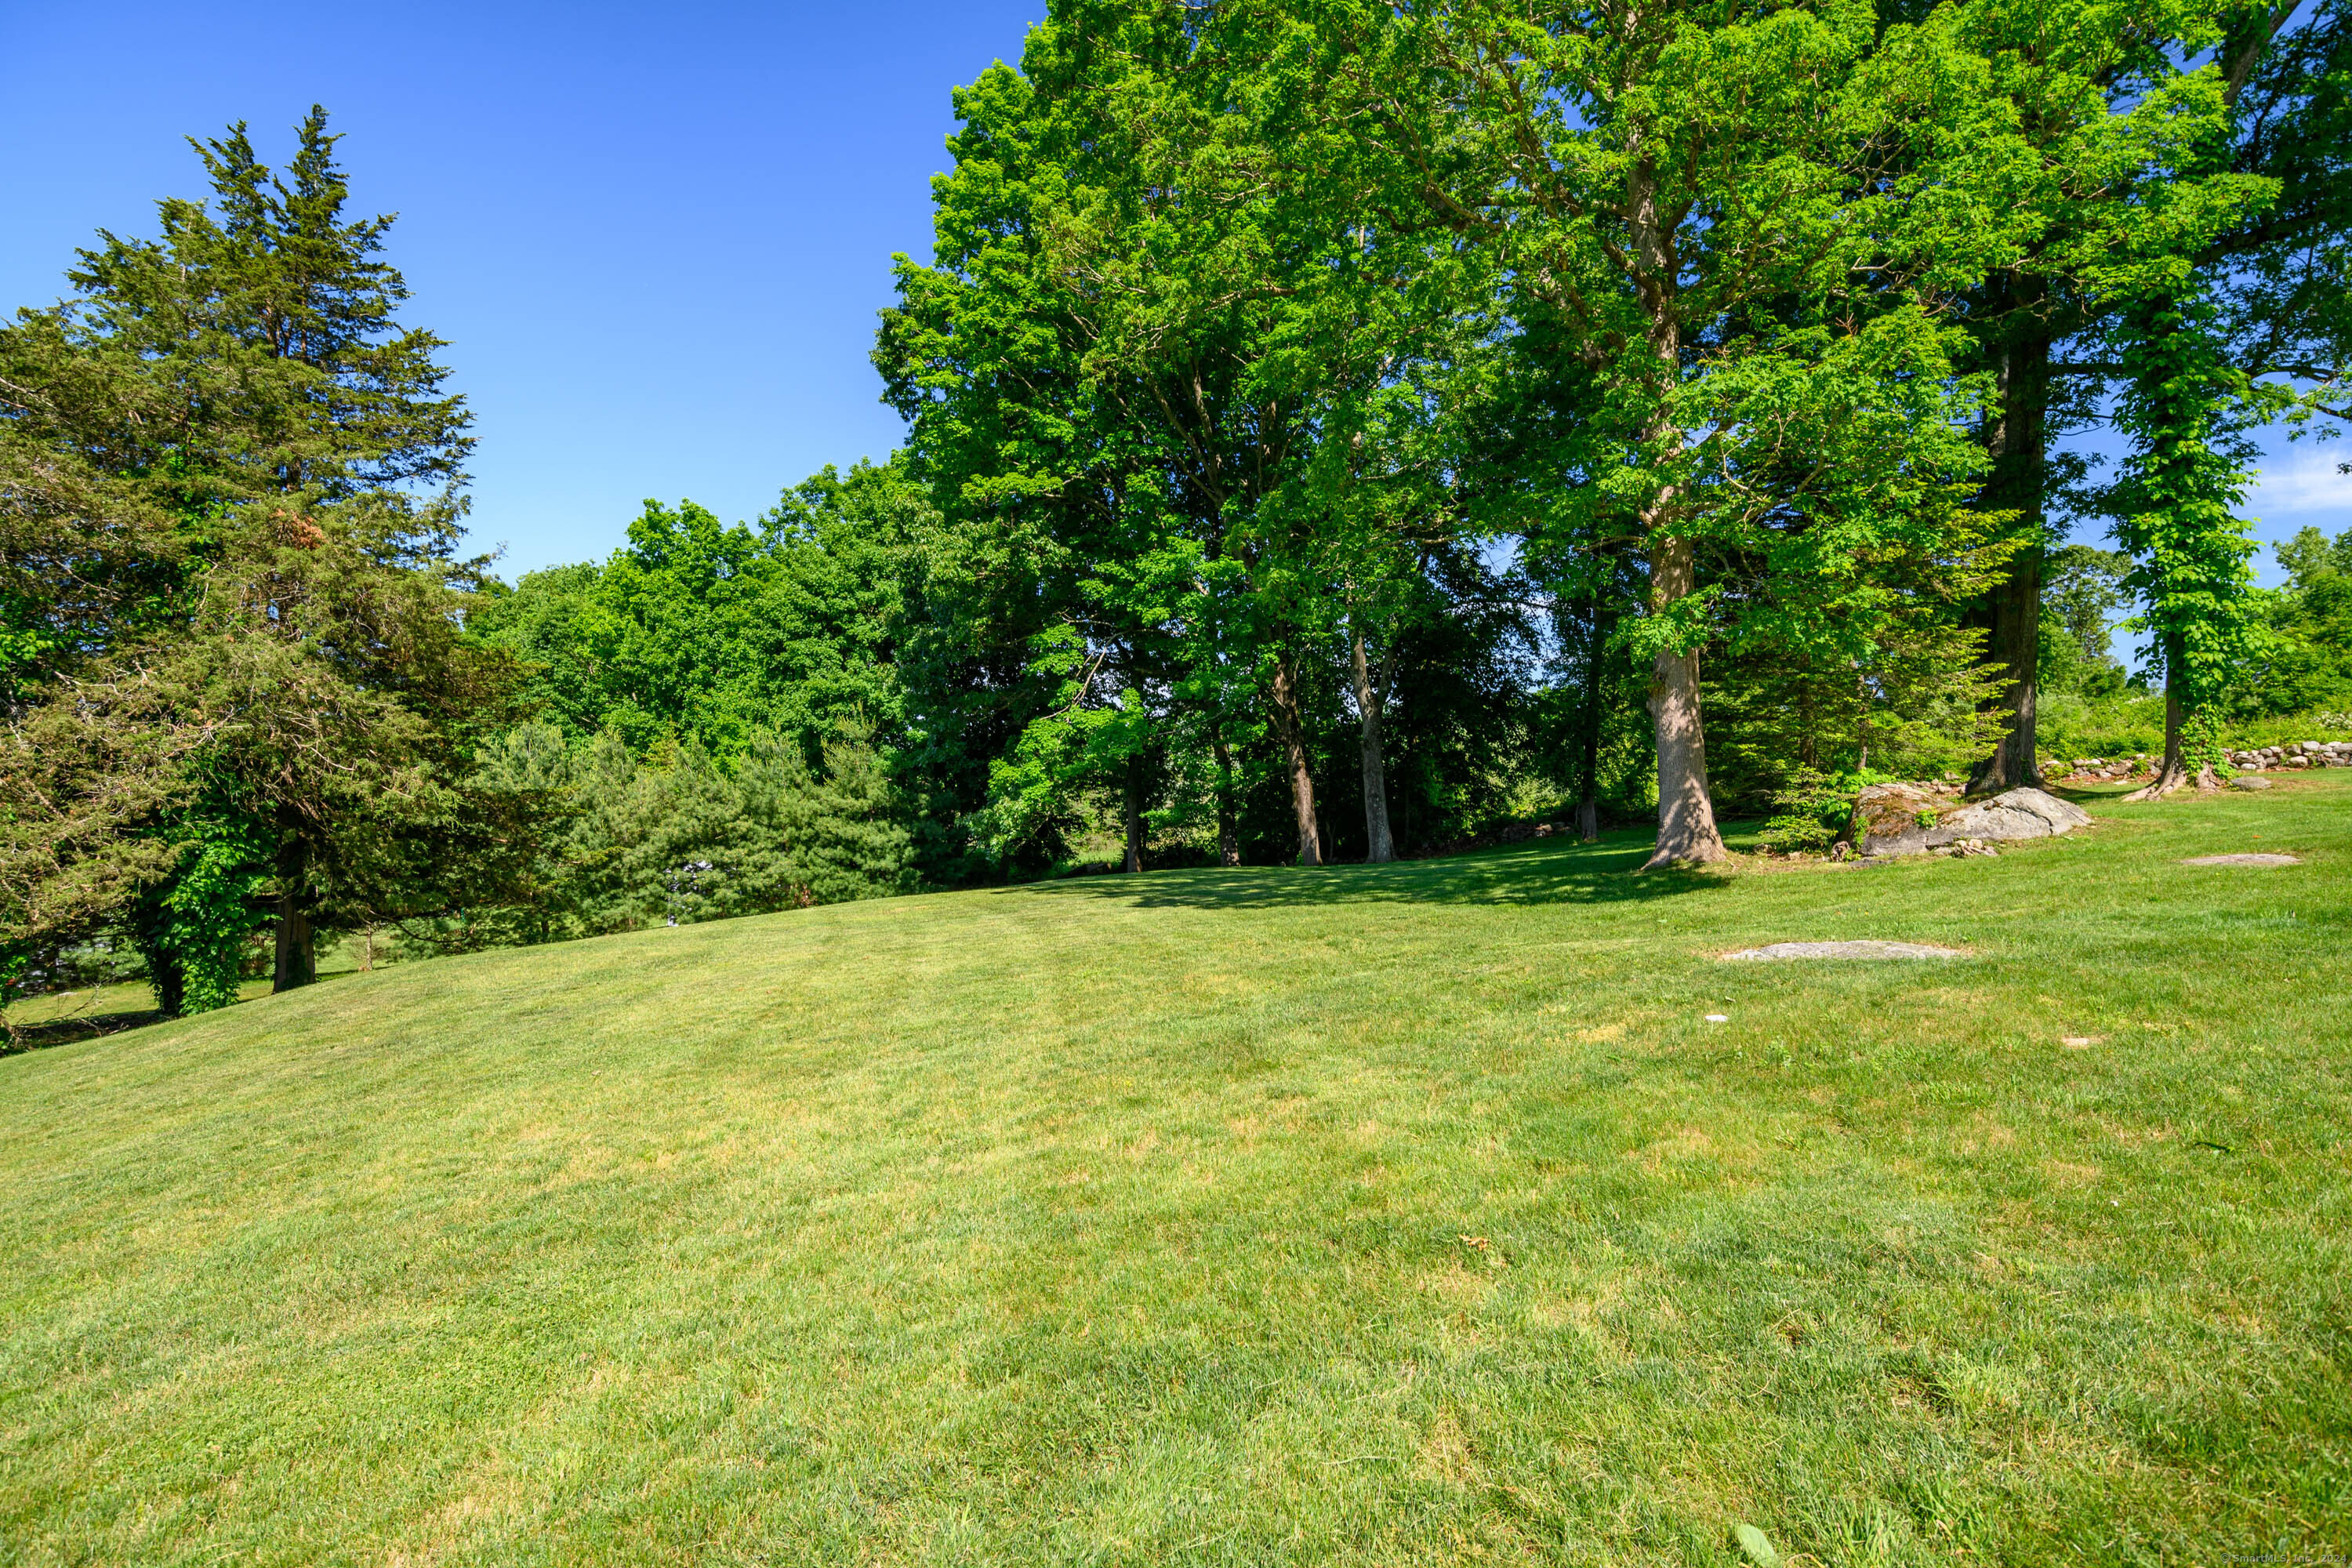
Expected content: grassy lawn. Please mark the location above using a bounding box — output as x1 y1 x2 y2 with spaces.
3 936 376 1047
2 779 2347 1566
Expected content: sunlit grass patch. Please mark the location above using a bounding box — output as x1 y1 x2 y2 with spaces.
2 777 2347 1564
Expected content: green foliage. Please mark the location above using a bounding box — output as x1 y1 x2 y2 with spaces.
2277 522 2352 588
2036 688 2171 759
2039 545 2132 698
2228 524 2352 716
2222 706 2352 744
2033 690 2351 759
872 5 1531 873
471 466 916 762
471 724 914 942
134 822 271 1016
15 15 2342 987
0 421 180 700
0 111 533 989
1755 769 1871 854
2111 287 2263 768
29 107 473 528
2216 0 2352 442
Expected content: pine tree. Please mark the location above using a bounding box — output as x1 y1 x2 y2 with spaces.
52 107 472 531
1 110 515 1008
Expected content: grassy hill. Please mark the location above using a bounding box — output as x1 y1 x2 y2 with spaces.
4 780 2347 1566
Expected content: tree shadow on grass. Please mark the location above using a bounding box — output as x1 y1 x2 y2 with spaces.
995 828 1742 911
2 969 361 1054
2 1005 166 1056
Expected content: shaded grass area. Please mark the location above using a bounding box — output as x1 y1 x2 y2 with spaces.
2 779 2347 1566
4 937 377 1053
3 978 260 1054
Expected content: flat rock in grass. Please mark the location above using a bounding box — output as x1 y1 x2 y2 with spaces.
1720 940 1965 961
2230 776 2272 790
2181 852 2301 866
1846 785 2091 857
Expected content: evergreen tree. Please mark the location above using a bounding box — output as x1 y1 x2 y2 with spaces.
471 725 913 939
0 373 182 703
1 110 523 1009
36 107 473 530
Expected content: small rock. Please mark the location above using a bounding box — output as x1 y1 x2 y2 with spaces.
1721 941 1965 960
2180 853 2300 866
2229 776 2272 790
1704 1014 1730 1022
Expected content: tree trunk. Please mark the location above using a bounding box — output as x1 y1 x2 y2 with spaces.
1122 763 1146 873
272 840 315 993
1575 597 1610 842
1627 150 1726 869
151 952 186 1019
1269 652 1323 866
2124 641 2216 800
1643 535 1727 868
1211 728 1241 867
132 888 187 1018
1350 622 1395 863
1969 315 2051 794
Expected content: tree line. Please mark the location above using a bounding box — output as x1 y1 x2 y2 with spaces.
5 0 2348 1015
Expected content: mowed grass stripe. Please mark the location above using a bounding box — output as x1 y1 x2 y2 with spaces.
2 779 2347 1565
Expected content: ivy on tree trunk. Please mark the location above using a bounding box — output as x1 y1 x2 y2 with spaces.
2112 289 2259 804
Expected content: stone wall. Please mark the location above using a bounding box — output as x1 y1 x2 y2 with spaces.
2227 741 2352 771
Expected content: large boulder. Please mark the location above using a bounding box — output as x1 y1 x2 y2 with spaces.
1842 782 1946 851
1843 784 2092 857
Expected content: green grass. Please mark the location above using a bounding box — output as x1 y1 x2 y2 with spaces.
4 781 2348 1566
5 935 376 1047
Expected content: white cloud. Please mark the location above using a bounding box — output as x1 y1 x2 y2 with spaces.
2248 444 2352 519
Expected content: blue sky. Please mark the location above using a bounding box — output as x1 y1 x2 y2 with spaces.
2 0 1037 579
3 0 2345 584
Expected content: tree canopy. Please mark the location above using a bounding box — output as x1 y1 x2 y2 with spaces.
4 5 2348 1013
